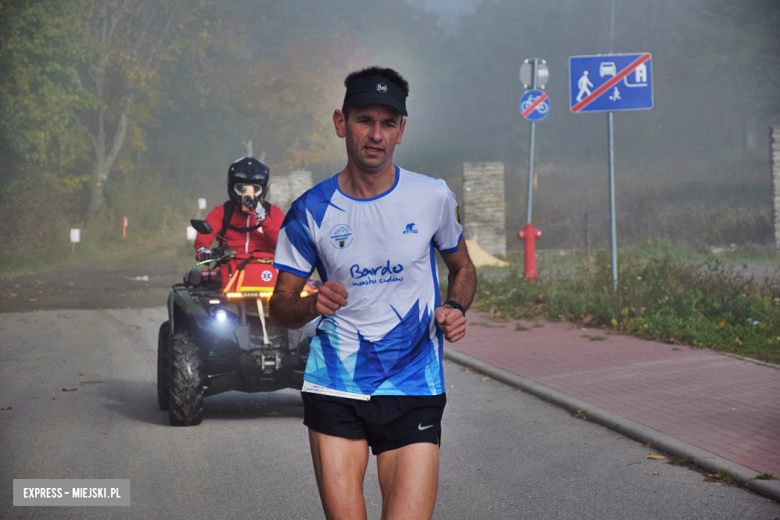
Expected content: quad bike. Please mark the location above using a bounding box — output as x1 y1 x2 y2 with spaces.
157 219 318 426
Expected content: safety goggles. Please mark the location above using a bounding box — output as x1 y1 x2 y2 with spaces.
233 184 263 198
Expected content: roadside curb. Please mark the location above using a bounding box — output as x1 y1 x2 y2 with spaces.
444 348 780 503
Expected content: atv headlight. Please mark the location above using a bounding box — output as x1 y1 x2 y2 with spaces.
209 306 236 326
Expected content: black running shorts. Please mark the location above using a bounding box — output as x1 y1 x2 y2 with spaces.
302 392 447 455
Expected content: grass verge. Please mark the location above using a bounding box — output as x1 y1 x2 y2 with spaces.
474 250 780 364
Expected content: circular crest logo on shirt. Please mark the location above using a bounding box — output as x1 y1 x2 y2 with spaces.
330 224 353 249
376 82 388 93
261 270 273 282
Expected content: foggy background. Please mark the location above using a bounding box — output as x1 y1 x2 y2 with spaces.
1 0 778 265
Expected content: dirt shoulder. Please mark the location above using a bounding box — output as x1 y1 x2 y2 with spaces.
0 239 186 313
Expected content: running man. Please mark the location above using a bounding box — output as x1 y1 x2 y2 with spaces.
269 66 476 520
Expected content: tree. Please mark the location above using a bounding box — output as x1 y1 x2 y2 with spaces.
78 0 278 216
245 34 371 172
75 0 194 218
0 0 96 170
236 0 445 177
0 0 212 219
0 0 97 256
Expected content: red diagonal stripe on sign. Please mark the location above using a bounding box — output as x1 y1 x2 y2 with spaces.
572 53 650 113
522 92 548 118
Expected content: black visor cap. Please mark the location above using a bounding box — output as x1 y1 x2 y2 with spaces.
344 75 407 117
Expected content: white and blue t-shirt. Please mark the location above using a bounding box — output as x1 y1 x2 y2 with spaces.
274 166 463 397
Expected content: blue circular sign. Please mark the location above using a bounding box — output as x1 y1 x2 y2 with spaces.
519 89 550 121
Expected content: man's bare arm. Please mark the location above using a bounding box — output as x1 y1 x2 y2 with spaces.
269 271 348 329
442 239 476 310
435 238 477 342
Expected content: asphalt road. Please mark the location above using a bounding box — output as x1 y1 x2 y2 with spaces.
1 308 780 520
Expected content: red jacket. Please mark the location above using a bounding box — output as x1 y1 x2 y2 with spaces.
194 201 284 255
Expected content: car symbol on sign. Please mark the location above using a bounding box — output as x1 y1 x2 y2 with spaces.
599 62 617 77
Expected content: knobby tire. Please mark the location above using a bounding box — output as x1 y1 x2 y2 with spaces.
168 332 204 426
157 321 171 411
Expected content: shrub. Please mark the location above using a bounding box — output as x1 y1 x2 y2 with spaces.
475 251 780 363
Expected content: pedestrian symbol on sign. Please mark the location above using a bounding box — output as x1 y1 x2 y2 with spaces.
576 71 593 102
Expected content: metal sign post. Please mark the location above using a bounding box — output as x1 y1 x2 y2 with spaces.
517 58 549 282
608 112 617 289
569 53 653 290
70 228 80 255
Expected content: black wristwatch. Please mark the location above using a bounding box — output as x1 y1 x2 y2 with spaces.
444 300 466 316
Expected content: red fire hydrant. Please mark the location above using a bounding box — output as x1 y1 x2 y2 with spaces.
517 223 543 283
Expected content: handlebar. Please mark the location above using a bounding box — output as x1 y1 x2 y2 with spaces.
196 248 236 266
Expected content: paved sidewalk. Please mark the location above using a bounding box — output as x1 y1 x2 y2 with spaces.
446 311 780 501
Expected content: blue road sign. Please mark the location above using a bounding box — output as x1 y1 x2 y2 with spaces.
519 89 550 121
569 53 652 113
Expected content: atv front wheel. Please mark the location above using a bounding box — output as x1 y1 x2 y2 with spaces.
168 332 204 426
157 321 171 411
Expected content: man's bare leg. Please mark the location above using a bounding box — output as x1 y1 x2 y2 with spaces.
308 429 370 520
376 442 439 520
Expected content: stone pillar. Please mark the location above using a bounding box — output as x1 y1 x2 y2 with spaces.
773 127 780 249
268 170 313 214
462 162 506 256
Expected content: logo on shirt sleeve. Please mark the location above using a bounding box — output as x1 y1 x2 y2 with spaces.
455 205 460 224
330 224 353 249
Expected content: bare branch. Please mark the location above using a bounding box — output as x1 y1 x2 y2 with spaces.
96 106 106 161
76 118 98 152
131 1 158 57
105 0 129 45
72 70 85 91
105 94 134 167
143 0 182 72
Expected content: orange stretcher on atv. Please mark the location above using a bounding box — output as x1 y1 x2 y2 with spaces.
156 219 319 426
